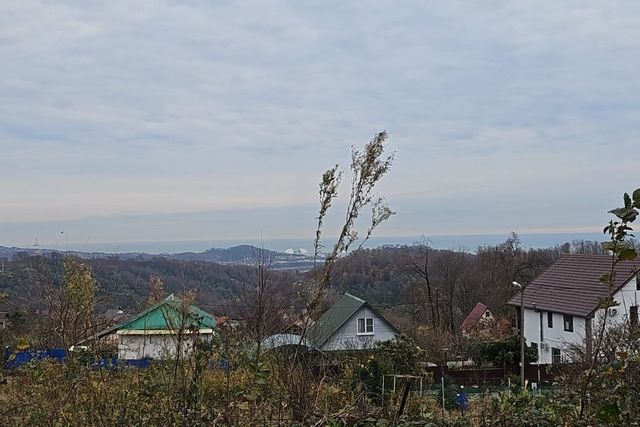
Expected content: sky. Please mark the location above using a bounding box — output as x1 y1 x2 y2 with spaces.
1 1 639 251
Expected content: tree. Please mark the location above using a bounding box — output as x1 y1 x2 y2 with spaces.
405 238 440 329
235 244 292 400
147 275 165 306
434 249 467 333
289 131 395 420
44 257 97 349
578 188 640 420
303 131 395 325
468 336 538 368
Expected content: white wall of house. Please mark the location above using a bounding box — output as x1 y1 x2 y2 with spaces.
523 308 586 364
524 274 640 364
117 332 213 360
322 307 397 351
595 274 640 326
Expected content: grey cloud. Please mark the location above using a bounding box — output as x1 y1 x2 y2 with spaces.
1 0 639 244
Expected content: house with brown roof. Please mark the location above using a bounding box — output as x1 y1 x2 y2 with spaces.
461 303 494 336
508 254 640 364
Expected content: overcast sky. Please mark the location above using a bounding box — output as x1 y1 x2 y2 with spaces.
1 1 639 249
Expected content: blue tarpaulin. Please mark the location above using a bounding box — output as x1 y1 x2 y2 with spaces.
3 348 67 368
3 349 223 370
2 349 151 369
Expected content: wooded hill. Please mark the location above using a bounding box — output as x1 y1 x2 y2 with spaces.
0 235 606 335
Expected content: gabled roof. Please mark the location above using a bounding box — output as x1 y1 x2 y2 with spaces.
99 308 127 325
118 295 216 331
261 334 316 350
507 254 640 317
461 303 489 331
307 292 398 348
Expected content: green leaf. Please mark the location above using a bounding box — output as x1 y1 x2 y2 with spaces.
609 207 626 218
625 209 638 223
624 192 632 208
633 188 640 204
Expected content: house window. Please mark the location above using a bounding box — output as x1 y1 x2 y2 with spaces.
630 306 639 328
563 314 573 332
484 311 491 318
551 347 561 364
547 311 553 328
357 318 374 335
636 272 640 290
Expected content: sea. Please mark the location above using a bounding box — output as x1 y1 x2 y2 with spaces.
64 232 605 255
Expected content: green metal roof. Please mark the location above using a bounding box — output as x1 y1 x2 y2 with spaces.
118 295 216 331
307 293 367 348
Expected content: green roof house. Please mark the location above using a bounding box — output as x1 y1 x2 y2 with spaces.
307 293 399 351
116 295 216 360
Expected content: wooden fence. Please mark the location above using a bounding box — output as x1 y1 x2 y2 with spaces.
427 364 561 387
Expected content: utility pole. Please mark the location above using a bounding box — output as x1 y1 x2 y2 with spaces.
513 281 526 388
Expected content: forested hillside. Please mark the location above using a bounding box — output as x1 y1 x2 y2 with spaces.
1 235 605 334
0 253 297 317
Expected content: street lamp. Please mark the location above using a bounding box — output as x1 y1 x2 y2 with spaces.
513 281 526 388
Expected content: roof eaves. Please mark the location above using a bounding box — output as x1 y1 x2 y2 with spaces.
586 269 638 317
363 302 400 334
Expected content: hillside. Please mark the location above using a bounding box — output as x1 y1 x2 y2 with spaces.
0 237 602 333
0 254 298 318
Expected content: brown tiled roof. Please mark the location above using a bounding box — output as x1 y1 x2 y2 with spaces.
507 254 639 317
461 303 489 331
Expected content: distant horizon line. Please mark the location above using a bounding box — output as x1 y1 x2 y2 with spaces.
1 230 607 255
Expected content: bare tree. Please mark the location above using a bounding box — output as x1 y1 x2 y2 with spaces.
236 245 291 373
405 238 439 329
434 250 467 333
147 275 165 306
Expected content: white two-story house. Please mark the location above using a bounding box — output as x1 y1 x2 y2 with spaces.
508 254 640 364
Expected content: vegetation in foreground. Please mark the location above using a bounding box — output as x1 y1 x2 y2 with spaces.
2 331 638 427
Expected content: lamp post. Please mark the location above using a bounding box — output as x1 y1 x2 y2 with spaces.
513 281 526 388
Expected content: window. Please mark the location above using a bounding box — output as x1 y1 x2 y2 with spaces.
631 306 639 328
484 310 491 318
547 311 553 328
551 347 561 364
563 314 574 332
357 317 374 335
636 272 640 290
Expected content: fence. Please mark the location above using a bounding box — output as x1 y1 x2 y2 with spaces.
427 364 559 387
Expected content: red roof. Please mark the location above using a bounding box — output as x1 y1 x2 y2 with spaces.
507 254 640 317
461 303 489 331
